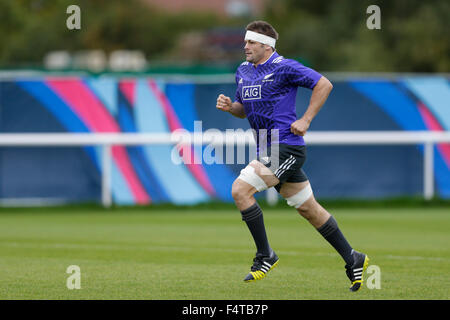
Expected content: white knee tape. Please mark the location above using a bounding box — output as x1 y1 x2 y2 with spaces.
286 184 313 208
237 166 268 192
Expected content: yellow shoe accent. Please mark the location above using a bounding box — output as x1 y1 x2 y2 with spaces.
350 255 369 291
271 260 279 270
244 259 279 282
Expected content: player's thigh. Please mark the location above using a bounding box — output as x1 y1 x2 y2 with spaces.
233 160 280 196
278 181 309 198
248 159 280 188
279 181 318 213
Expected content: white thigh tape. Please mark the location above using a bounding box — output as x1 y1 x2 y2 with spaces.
237 166 268 192
286 184 313 208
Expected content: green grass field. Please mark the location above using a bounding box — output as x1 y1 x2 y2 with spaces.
0 205 449 300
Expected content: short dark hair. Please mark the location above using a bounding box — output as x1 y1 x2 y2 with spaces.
246 20 279 41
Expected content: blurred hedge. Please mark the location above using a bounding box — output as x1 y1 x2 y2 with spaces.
265 0 449 72
0 0 232 67
0 0 448 72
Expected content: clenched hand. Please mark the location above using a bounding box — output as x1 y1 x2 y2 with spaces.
290 118 311 136
216 94 232 112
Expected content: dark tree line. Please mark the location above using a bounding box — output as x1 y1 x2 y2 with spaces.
0 0 448 72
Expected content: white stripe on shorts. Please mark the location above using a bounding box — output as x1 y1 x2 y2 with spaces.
274 155 294 176
274 155 296 178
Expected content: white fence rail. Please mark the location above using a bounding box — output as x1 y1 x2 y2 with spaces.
0 131 449 207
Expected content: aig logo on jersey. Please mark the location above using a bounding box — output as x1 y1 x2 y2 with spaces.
242 85 261 100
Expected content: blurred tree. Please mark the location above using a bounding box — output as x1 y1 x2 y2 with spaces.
0 0 225 67
263 0 449 72
0 0 447 72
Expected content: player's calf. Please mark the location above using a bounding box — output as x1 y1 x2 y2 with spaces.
232 162 279 262
282 182 367 291
296 197 331 228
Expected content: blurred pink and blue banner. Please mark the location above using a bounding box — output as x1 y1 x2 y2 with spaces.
0 75 449 204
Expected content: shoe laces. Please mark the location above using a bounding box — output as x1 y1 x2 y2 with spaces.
250 255 264 272
345 264 356 281
345 266 353 279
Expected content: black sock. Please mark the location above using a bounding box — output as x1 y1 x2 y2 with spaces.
240 202 272 256
317 215 354 265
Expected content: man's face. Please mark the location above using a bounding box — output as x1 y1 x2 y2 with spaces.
244 40 268 65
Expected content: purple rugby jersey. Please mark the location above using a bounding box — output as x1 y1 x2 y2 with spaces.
234 51 322 153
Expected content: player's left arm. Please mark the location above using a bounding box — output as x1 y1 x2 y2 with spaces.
290 76 333 136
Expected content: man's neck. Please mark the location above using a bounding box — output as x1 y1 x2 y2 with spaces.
253 50 276 67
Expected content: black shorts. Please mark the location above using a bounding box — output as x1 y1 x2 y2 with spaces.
258 144 308 193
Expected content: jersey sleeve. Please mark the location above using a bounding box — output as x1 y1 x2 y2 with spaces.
284 60 323 89
234 73 243 104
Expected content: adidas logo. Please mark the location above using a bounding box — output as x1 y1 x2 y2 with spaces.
239 78 243 84
273 56 284 63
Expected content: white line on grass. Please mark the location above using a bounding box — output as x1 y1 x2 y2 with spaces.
1 241 448 262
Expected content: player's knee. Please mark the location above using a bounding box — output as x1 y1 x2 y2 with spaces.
231 179 252 202
231 180 242 200
235 165 268 193
296 198 317 221
284 184 316 220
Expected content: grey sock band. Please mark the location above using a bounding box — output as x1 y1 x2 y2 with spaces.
240 202 262 222
317 215 338 237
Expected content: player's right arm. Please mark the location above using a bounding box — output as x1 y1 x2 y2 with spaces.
216 94 246 119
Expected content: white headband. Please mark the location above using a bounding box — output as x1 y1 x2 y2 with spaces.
244 30 276 48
